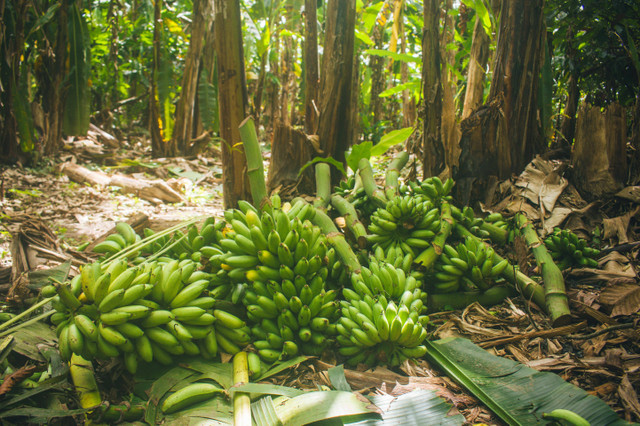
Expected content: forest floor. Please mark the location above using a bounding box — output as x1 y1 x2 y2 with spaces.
0 134 639 424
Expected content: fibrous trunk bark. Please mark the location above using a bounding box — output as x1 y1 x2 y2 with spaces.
422 0 444 178
457 0 544 203
172 0 214 155
461 6 491 120
214 0 251 208
369 3 390 127
149 0 168 157
304 0 319 135
440 0 460 172
267 123 315 195
572 102 627 200
317 0 356 178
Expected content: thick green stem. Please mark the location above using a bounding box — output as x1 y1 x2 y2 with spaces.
357 158 387 208
0 297 53 332
415 202 453 268
515 213 572 326
314 162 332 208
384 151 409 197
233 351 251 426
310 206 361 273
454 224 547 313
239 116 268 207
428 285 515 311
330 194 367 248
479 222 508 246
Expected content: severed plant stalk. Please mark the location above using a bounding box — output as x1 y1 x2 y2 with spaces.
330 194 368 249
239 116 268 208
384 151 409 198
314 162 332 208
515 213 572 326
415 201 454 268
357 158 387 208
233 351 251 425
70 354 102 420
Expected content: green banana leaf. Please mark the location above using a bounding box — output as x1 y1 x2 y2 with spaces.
197 69 219 133
425 337 633 426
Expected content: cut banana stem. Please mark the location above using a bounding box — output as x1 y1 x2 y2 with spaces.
415 201 454 268
428 285 515 311
384 151 409 196
70 354 102 418
357 157 388 208
239 117 268 208
233 352 252 426
515 213 572 326
330 194 368 248
310 206 362 273
314 162 332 208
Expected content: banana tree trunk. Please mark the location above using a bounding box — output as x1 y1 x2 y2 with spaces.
461 7 491 120
303 0 319 134
317 0 356 179
173 0 214 155
422 0 444 178
215 0 252 208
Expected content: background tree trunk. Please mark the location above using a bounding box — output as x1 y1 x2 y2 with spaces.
172 0 214 155
440 0 460 173
317 0 356 177
422 0 444 178
370 3 391 129
461 5 491 120
457 0 544 203
149 0 168 157
214 0 251 208
304 0 319 135
572 102 627 200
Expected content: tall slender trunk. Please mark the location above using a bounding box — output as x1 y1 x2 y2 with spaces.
172 0 214 155
304 0 319 135
422 0 444 177
461 6 491 120
214 0 251 208
399 6 416 128
149 0 166 156
317 0 356 176
370 2 391 127
440 0 459 170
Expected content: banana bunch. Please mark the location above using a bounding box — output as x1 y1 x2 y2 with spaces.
92 222 141 259
337 257 429 367
49 255 250 372
406 176 454 204
428 239 509 293
367 195 441 256
142 217 225 263
484 212 510 231
451 206 491 239
544 228 600 269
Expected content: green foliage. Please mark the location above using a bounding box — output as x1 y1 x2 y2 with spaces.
63 3 91 136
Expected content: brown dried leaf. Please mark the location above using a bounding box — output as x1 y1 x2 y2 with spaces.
618 375 640 421
599 283 640 316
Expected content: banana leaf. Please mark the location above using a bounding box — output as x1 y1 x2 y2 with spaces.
197 69 219 133
425 337 633 426
63 3 91 136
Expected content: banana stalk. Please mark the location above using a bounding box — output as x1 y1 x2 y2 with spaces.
414 201 453 268
357 158 387 208
454 224 546 311
309 205 362 273
330 194 368 248
70 354 102 420
384 151 409 197
233 352 251 426
428 285 514 311
515 214 572 326
479 221 508 246
239 117 268 208
314 163 332 208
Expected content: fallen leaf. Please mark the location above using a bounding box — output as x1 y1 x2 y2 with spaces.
599 283 640 316
618 375 640 421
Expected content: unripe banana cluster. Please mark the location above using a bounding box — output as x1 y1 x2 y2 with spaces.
337 256 429 367
142 217 226 263
428 239 509 294
92 222 142 259
49 252 247 373
404 176 454 204
544 228 600 269
208 198 341 363
367 195 441 257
